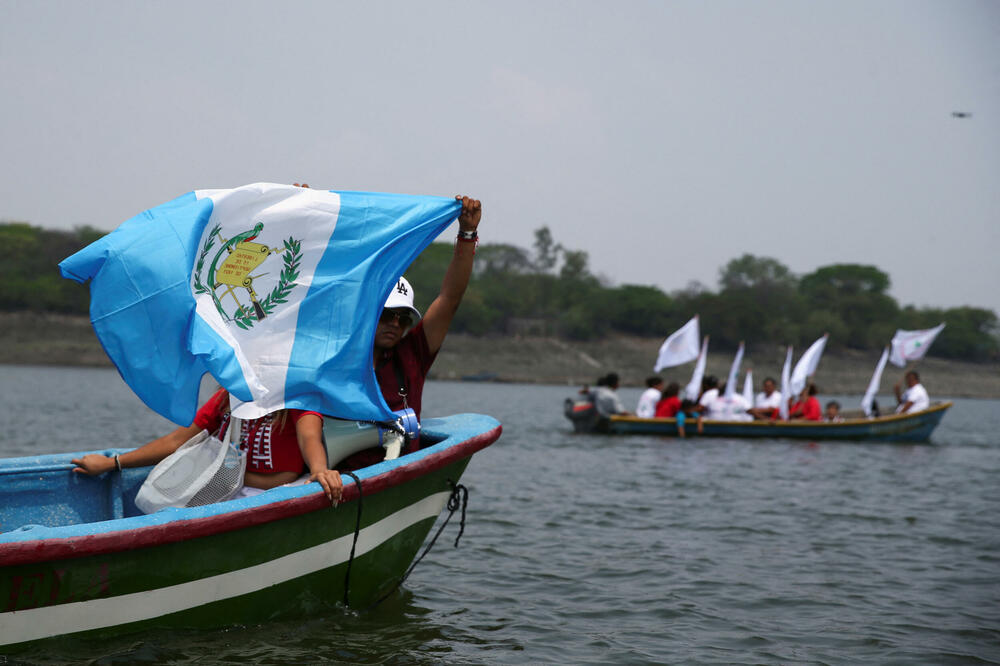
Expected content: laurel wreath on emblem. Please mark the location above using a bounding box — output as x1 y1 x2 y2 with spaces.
231 237 301 330
192 224 222 296
192 225 303 330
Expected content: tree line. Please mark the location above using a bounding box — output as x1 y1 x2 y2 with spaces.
3 221 997 361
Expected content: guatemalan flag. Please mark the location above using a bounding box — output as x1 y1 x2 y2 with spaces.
60 183 460 425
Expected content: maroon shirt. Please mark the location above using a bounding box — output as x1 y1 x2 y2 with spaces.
374 321 437 420
337 323 437 471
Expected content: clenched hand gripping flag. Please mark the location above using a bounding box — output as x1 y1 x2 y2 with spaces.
60 183 461 425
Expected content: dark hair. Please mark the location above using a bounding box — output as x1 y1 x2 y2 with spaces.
680 398 696 412
702 375 718 390
595 375 607 387
807 383 818 396
646 376 663 388
763 377 777 385
606 373 620 387
826 400 840 410
663 382 680 398
907 370 920 382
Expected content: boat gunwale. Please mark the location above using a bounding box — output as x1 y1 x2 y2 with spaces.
0 416 502 567
608 401 952 428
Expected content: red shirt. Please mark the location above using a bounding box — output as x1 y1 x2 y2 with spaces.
655 396 681 418
788 397 822 421
194 389 322 475
374 321 437 420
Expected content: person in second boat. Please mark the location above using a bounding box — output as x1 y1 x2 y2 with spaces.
787 383 822 421
593 372 630 418
748 376 782 420
894 371 930 414
703 384 753 422
636 376 664 418
654 382 683 418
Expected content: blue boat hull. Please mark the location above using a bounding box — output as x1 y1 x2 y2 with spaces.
0 414 501 648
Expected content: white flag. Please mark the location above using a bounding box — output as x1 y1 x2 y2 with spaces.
790 334 828 397
654 316 701 371
889 323 945 367
742 369 754 406
779 346 793 420
724 342 745 399
861 347 890 417
683 337 709 401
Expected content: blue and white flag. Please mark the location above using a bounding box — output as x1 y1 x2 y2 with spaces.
60 183 460 425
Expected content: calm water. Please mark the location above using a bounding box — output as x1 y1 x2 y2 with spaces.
2 365 999 664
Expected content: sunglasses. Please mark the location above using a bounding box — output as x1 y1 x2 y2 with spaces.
379 309 413 329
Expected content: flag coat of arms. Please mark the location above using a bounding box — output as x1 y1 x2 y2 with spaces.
60 183 461 425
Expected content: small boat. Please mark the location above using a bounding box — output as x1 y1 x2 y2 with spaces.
564 399 951 443
0 413 501 649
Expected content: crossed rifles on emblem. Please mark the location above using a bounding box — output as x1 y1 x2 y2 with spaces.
207 222 287 322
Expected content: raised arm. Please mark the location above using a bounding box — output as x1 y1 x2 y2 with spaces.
421 196 482 355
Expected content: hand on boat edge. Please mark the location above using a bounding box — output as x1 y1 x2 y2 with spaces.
311 468 343 504
71 454 114 476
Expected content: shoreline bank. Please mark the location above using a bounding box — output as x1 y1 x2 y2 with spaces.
3 312 998 399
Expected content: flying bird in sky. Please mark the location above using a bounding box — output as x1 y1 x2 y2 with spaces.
951 111 972 118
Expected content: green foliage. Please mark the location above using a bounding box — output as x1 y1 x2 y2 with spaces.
799 264 899 348
719 254 797 291
532 226 561 273
4 220 998 362
0 222 99 314
602 285 674 337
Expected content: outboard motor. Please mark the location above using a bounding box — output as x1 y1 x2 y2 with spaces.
564 396 599 433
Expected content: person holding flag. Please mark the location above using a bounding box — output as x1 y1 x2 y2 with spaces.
371 195 483 422
339 194 483 469
894 371 930 414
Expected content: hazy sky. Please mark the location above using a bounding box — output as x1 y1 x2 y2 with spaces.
2 1 998 314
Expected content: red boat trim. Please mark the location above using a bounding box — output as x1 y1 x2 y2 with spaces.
0 425 501 568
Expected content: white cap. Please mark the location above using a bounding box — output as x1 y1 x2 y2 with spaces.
383 276 421 323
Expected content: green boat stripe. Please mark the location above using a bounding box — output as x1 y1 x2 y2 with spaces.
1 491 450 645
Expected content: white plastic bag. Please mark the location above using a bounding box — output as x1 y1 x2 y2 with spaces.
134 417 247 513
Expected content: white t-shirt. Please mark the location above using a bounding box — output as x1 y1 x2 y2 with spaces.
897 383 930 413
636 387 662 418
698 388 719 408
705 393 752 421
755 390 783 410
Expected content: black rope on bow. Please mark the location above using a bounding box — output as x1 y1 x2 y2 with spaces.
364 479 469 612
340 470 363 608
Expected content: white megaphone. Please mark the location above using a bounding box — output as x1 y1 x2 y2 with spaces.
322 408 420 467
